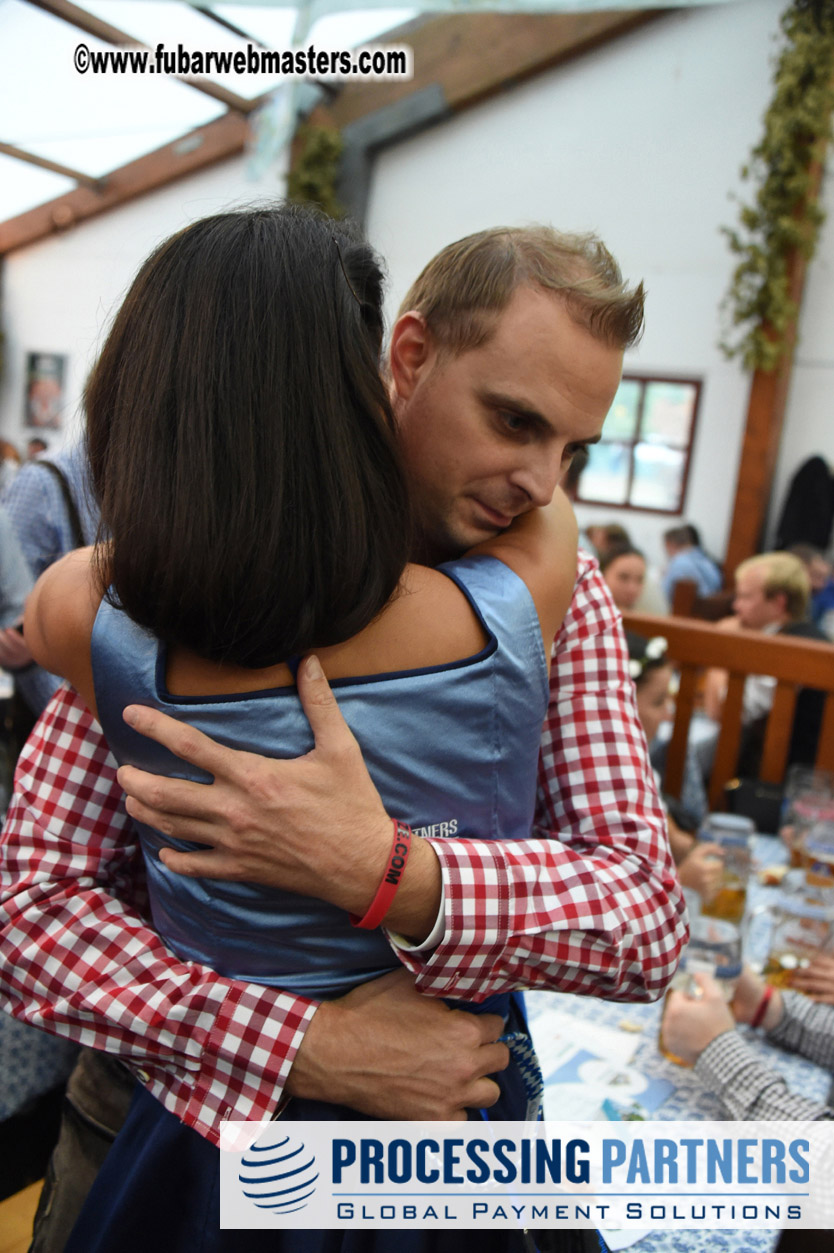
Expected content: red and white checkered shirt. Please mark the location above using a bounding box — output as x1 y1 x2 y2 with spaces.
0 551 686 1145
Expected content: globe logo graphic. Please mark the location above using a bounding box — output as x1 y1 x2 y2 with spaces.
238 1131 319 1215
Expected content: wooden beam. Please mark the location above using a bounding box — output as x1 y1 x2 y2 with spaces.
722 149 828 579
0 141 103 191
0 111 249 255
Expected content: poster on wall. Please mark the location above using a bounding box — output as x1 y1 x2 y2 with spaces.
25 352 67 429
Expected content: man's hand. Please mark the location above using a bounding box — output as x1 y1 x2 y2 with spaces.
286 970 510 1120
678 842 723 905
789 953 834 1004
0 624 33 671
117 656 442 939
661 973 734 1065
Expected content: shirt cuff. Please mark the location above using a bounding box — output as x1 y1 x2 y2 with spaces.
387 881 447 952
695 1029 753 1089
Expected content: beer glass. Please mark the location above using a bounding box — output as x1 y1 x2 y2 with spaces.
754 871 834 988
698 813 755 925
659 915 742 1067
779 766 834 869
802 820 834 893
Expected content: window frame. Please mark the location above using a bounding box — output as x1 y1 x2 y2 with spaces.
574 373 703 516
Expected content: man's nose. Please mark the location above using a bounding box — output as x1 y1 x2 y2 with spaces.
509 450 563 507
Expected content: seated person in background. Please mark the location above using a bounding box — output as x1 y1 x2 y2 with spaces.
662 967 833 1120
702 553 829 775
600 543 646 613
662 523 722 606
789 543 834 641
626 632 719 904
585 521 631 562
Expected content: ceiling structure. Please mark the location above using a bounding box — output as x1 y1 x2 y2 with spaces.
0 0 733 253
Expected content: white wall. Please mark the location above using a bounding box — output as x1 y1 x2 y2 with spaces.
0 154 288 451
366 0 814 569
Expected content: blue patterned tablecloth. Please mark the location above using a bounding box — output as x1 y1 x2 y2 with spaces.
526 836 832 1253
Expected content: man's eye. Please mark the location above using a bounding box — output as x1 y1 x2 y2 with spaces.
501 412 526 434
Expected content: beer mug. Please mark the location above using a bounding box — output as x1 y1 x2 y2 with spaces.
659 915 742 1067
801 820 834 893
753 871 834 988
698 813 755 926
779 766 834 869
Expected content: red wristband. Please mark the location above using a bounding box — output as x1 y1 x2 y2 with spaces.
750 984 774 1030
349 820 413 930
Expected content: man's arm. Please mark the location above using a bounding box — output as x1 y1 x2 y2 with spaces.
0 688 506 1146
119 553 687 1003
0 687 315 1145
666 974 834 1121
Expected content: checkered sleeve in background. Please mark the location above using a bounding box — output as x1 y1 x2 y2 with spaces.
396 552 688 1002
696 991 834 1120
0 685 316 1146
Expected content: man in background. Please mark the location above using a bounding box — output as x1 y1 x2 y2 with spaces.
662 523 722 606
703 552 829 773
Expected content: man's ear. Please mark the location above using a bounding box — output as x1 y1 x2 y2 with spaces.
388 311 435 402
772 590 789 619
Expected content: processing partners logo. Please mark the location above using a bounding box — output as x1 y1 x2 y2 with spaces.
221 1120 834 1231
238 1130 318 1216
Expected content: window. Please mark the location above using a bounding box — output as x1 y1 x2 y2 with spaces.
575 375 702 514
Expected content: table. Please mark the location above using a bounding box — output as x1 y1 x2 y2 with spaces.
526 836 832 1252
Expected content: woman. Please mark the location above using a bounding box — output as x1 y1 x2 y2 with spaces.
599 543 646 612
26 206 580 1252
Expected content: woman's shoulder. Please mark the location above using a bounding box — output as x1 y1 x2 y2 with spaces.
322 561 489 679
25 546 102 702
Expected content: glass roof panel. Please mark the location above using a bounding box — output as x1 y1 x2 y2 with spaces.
0 0 225 179
82 0 283 98
0 152 76 221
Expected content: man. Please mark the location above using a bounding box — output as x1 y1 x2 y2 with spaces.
1 440 99 715
0 226 685 1241
789 543 834 640
662 524 722 606
703 552 829 773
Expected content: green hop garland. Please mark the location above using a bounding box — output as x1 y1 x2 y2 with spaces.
287 123 344 220
721 0 834 372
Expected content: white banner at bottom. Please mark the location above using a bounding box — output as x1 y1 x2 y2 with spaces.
218 1120 834 1231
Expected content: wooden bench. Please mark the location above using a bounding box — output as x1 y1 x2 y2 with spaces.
622 611 834 810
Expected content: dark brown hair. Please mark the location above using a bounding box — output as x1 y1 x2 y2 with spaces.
398 225 645 356
86 204 410 668
599 542 645 574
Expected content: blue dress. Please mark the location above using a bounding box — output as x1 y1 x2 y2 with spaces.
66 555 600 1253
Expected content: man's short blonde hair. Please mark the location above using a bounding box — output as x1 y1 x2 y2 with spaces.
735 552 811 622
397 225 645 355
